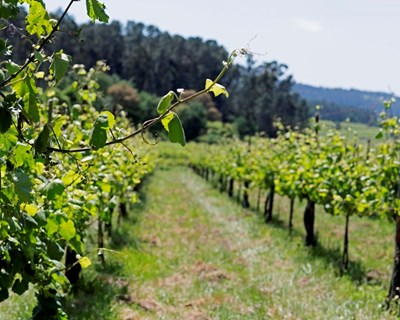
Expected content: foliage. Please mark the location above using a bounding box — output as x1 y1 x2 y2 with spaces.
0 1 241 317
228 61 309 137
175 101 208 141
184 112 400 306
1 12 307 137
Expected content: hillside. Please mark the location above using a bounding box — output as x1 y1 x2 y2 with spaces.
293 83 400 116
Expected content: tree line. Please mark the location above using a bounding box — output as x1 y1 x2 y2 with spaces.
2 8 309 139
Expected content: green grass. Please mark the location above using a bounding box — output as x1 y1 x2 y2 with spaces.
319 120 380 141
1 167 398 319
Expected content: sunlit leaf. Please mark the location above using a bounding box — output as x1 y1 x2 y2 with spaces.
86 0 109 23
89 112 115 150
59 220 76 241
25 0 52 37
157 91 175 115
79 256 92 269
20 203 38 216
205 79 229 97
161 112 186 146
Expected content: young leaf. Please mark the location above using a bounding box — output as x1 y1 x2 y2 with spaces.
20 203 38 216
157 91 175 115
25 0 52 37
59 220 76 241
205 79 229 98
79 256 92 269
161 112 174 131
86 0 109 23
161 112 186 146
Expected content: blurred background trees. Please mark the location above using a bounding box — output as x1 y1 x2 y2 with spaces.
1 9 310 141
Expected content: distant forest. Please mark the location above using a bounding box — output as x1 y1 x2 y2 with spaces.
4 8 379 140
294 84 398 125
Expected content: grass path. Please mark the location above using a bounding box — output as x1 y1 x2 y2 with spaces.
101 167 396 319
0 166 396 319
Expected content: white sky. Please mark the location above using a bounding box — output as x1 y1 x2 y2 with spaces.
46 0 400 95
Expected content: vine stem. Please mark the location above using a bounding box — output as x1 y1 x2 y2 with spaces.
48 51 239 154
0 0 77 89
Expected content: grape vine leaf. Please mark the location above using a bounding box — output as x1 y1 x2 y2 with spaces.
11 278 29 295
161 112 186 146
79 257 92 269
50 51 71 82
11 143 33 168
0 0 19 19
89 111 115 149
25 0 52 37
14 171 31 203
157 91 175 115
0 289 9 302
86 0 109 23
12 74 39 123
205 79 229 97
34 123 51 154
59 220 76 241
0 106 12 133
43 179 65 200
20 203 38 216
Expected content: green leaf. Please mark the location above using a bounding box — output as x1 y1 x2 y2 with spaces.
375 131 383 139
161 112 174 132
0 0 19 19
47 241 64 260
161 112 186 146
89 112 115 150
6 61 19 74
25 0 52 37
79 256 92 269
0 106 12 133
12 74 39 123
12 278 29 295
50 51 71 82
59 220 76 241
10 143 33 168
157 91 175 115
34 51 44 64
43 179 65 200
20 203 38 216
34 123 51 154
14 171 31 203
51 116 67 137
205 79 229 98
86 0 109 23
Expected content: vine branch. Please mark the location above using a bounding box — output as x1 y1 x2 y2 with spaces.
47 50 239 154
0 0 77 89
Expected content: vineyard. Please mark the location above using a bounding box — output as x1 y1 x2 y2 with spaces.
2 0 400 319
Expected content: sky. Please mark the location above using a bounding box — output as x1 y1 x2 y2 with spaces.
45 0 400 95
